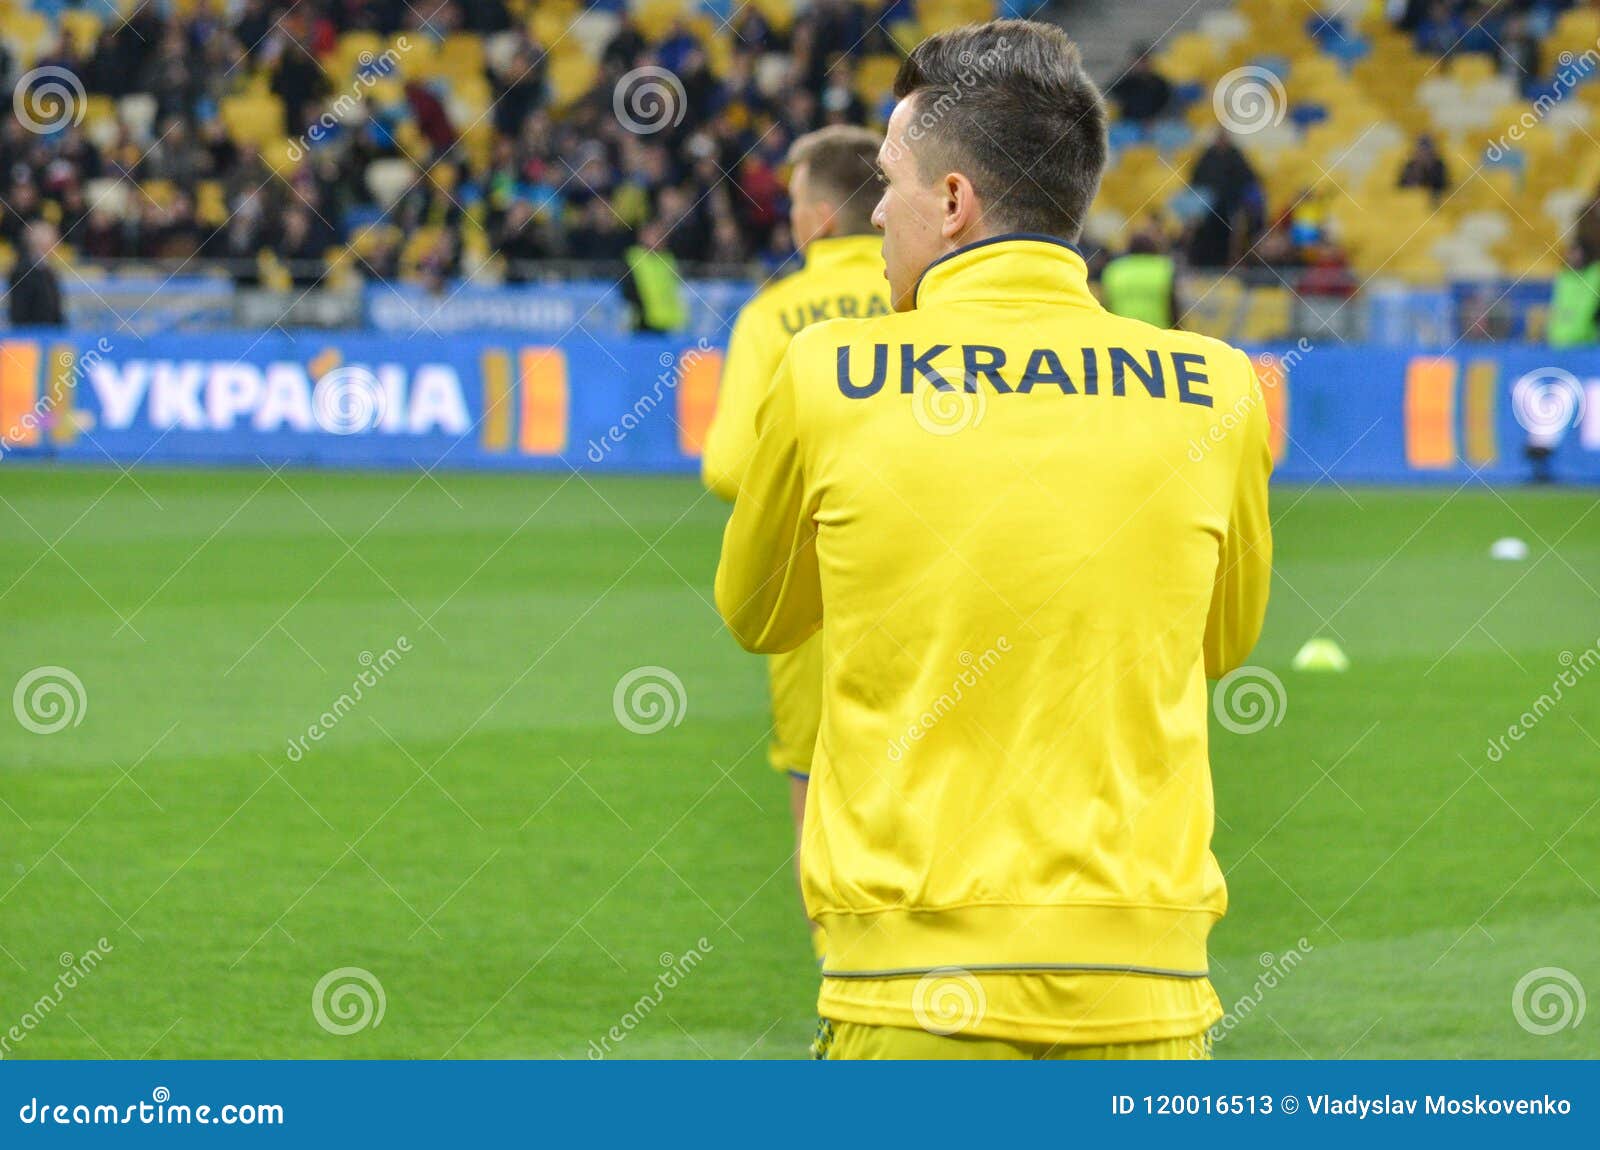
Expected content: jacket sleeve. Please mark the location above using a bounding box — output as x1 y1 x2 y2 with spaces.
1203 351 1273 677
700 304 778 502
714 342 823 653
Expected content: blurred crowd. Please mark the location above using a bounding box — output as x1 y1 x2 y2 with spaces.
0 0 909 284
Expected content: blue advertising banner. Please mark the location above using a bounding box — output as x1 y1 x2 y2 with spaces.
2 332 1598 484
362 279 758 340
0 1060 1595 1144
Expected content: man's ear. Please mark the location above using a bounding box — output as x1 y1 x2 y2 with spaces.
941 171 982 242
815 201 840 240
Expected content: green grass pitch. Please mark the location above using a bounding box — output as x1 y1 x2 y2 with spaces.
0 467 1595 1059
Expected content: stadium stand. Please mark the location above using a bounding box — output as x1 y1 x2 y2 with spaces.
1089 0 1600 294
1 0 1598 322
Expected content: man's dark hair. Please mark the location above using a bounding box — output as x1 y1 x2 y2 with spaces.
787 125 883 235
893 19 1108 241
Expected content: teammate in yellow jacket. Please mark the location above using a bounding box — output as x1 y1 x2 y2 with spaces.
715 21 1272 1059
701 126 890 959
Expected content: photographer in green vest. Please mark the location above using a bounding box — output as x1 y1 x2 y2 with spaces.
623 220 690 334
1547 203 1600 350
1101 225 1179 330
1529 203 1600 482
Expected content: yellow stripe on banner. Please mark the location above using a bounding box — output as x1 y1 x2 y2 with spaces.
1404 356 1458 469
518 347 568 455
480 349 513 453
1251 352 1289 464
0 340 43 449
1464 359 1498 466
48 344 78 446
676 348 723 457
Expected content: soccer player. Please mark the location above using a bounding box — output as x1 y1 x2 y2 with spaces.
715 20 1272 1059
701 125 890 960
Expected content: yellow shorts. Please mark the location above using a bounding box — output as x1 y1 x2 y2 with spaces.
816 1020 1212 1061
766 632 823 777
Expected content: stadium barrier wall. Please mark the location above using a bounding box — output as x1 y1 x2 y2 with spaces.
1 331 1598 484
50 275 1557 345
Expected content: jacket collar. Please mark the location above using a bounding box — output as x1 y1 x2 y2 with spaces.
803 233 883 270
912 232 1093 309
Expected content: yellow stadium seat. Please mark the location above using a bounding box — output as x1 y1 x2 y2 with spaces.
1447 54 1496 85
436 34 485 81
1552 10 1600 53
139 179 176 208
547 51 599 109
333 31 384 82
631 0 692 42
60 9 103 55
219 94 286 148
748 0 796 35
196 182 228 227
854 54 901 106
386 32 434 80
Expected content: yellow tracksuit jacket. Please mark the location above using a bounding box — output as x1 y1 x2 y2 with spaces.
715 235 1273 1045
702 234 890 775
